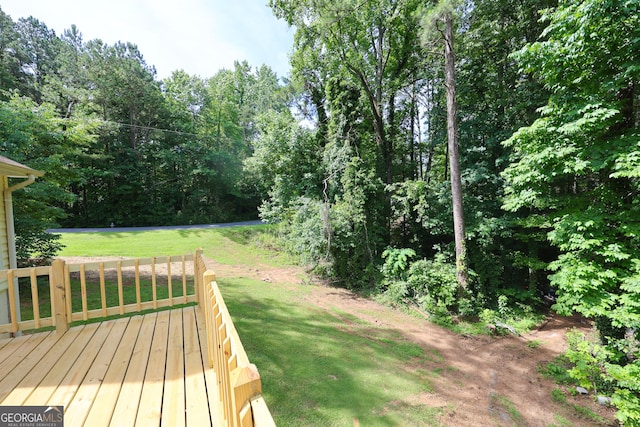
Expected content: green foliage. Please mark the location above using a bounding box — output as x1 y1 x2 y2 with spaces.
279 197 327 266
0 7 290 229
381 247 416 282
501 0 640 419
551 388 566 404
0 95 96 264
607 361 640 426
540 355 574 385
565 330 612 394
409 254 459 317
380 251 459 319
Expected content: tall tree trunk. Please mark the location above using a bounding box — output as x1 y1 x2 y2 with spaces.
444 11 469 293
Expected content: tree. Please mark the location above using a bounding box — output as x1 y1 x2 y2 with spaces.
15 16 61 102
421 1 469 293
453 0 556 297
443 9 468 292
271 0 424 186
0 96 95 264
0 8 28 97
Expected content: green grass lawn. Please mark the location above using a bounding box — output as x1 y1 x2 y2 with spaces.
220 277 440 426
57 225 285 266
57 226 442 426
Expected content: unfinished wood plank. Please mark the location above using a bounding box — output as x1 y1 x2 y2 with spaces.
0 332 39 366
161 308 185 427
0 332 52 384
21 322 103 406
1 325 89 405
68 297 197 323
51 259 69 333
196 307 222 424
0 336 12 352
40 319 120 408
182 256 188 304
82 315 145 427
167 258 173 305
0 317 55 334
0 265 49 279
64 264 72 323
63 317 131 426
250 396 276 427
0 330 64 402
151 258 158 309
108 312 157 427
184 306 212 426
134 309 170 427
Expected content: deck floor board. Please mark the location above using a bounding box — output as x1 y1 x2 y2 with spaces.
0 307 217 427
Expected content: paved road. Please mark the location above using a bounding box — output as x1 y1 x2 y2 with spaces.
47 220 264 233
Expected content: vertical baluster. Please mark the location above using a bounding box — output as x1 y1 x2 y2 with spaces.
80 264 88 321
64 263 72 321
30 268 40 329
167 256 173 306
99 263 107 317
151 257 157 309
117 261 124 315
7 270 17 333
135 259 141 311
182 255 187 304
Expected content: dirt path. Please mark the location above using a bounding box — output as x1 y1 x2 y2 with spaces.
304 284 620 426
64 256 618 426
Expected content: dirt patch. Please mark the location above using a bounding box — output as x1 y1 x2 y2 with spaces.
302 285 617 426
58 256 195 281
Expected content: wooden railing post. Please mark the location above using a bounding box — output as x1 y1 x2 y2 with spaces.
231 365 262 427
195 248 203 307
51 259 68 333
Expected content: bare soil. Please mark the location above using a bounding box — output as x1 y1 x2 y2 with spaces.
303 285 617 426
63 256 619 426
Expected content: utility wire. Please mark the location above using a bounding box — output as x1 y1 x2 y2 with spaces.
107 121 213 139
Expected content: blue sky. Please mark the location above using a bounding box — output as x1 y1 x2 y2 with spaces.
1 0 294 80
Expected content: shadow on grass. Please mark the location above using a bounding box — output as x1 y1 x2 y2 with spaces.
219 278 440 427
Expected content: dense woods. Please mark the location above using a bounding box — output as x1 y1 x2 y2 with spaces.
1 0 638 422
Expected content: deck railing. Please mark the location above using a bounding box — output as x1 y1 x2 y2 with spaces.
0 253 198 334
197 253 275 427
0 250 275 426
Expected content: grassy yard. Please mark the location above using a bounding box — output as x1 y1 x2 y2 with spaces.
57 226 286 266
56 226 442 426
220 276 439 426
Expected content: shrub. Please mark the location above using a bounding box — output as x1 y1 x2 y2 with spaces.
408 253 458 317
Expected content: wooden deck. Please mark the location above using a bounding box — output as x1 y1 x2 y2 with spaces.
0 306 219 426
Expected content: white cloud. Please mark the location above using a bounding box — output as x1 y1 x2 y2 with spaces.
1 0 293 80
